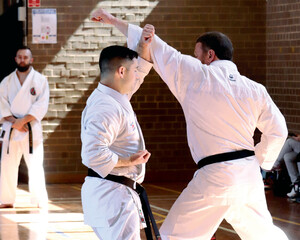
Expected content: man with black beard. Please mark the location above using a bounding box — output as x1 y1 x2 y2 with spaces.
0 46 49 209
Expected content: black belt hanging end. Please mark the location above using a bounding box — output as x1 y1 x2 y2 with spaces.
27 122 33 154
136 184 161 240
87 168 161 240
6 123 33 155
0 130 4 159
7 128 13 154
0 130 5 138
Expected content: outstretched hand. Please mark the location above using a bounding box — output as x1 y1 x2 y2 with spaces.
91 8 115 24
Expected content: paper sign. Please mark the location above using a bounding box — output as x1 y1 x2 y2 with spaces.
32 9 57 44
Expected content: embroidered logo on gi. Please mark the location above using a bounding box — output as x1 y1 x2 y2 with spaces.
228 74 236 81
30 87 36 96
139 209 146 223
130 121 136 131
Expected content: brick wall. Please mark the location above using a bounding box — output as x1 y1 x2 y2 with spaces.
23 0 267 183
266 0 300 134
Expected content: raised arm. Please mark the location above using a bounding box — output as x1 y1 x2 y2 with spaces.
91 8 128 36
127 23 205 104
92 8 205 104
137 24 155 63
127 26 154 100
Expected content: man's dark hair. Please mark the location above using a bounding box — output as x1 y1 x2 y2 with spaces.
196 32 233 61
99 45 138 75
16 46 32 55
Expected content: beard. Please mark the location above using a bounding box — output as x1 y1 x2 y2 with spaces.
17 63 31 72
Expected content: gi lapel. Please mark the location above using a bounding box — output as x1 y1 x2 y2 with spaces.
10 69 35 118
9 69 36 142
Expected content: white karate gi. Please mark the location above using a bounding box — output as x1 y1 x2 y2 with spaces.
128 24 289 240
0 68 49 207
81 57 152 240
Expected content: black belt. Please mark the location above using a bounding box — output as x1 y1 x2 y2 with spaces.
197 149 255 169
7 122 33 154
27 122 33 154
0 129 5 160
87 168 161 240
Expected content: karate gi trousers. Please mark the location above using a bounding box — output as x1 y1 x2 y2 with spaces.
160 163 289 240
82 177 144 240
0 137 48 207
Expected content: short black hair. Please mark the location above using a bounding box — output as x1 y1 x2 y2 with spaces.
196 32 233 61
99 45 138 75
16 46 32 57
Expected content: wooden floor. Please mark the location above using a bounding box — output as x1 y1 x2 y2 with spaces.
0 182 299 240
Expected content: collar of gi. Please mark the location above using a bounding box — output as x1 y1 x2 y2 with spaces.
14 67 35 89
210 60 238 72
97 83 134 113
14 66 34 77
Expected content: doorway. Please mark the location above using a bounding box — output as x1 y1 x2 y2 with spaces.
0 0 24 81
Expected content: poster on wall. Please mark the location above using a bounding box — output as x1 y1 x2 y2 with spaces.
28 0 41 8
32 9 57 44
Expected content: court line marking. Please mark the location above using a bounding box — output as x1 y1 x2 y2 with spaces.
149 184 300 227
150 205 169 213
272 216 300 226
152 212 166 219
50 200 81 203
71 186 82 191
70 183 300 226
156 219 165 224
218 226 236 234
150 204 238 235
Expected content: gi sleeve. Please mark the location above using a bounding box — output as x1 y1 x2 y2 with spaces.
0 77 13 122
127 57 153 100
255 87 288 170
127 24 205 104
28 75 49 121
81 104 121 177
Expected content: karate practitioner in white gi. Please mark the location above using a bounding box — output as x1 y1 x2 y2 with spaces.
81 44 153 239
91 9 289 240
0 46 49 209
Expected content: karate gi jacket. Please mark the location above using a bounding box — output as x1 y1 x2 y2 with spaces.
81 57 152 227
0 68 49 143
127 24 288 204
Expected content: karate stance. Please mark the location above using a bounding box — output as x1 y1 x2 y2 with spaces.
0 46 49 208
92 8 289 240
81 45 158 240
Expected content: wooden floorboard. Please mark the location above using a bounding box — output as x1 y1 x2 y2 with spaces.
0 183 299 240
